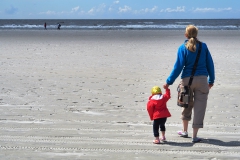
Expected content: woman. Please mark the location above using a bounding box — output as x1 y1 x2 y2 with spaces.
164 25 215 143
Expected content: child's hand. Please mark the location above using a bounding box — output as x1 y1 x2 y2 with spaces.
163 84 169 89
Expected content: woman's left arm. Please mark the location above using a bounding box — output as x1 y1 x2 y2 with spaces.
206 46 215 85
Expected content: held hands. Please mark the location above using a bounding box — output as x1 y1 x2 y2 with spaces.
163 83 213 89
163 83 169 89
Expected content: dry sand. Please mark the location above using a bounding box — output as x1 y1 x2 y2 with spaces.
0 30 239 160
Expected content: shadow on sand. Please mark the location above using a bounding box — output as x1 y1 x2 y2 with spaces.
163 138 240 147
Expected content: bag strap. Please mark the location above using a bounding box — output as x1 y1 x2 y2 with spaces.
188 42 202 86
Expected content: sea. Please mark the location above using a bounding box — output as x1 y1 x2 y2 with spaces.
0 19 239 30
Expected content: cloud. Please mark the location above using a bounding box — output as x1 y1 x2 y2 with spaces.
39 6 80 16
88 4 106 14
118 5 131 13
109 0 120 12
136 6 158 15
114 0 120 4
109 7 114 12
39 4 107 17
39 10 56 15
161 6 185 13
72 6 79 12
5 5 18 14
193 7 232 13
143 6 158 13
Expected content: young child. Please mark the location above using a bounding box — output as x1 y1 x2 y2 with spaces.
147 85 171 144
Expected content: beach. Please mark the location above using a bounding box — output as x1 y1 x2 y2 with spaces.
0 30 240 160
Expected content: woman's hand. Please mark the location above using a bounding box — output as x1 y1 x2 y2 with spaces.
209 84 214 89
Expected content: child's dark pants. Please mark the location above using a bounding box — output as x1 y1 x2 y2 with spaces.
153 117 167 137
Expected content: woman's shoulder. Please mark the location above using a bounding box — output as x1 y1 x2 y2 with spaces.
178 42 187 50
199 41 207 47
198 42 210 54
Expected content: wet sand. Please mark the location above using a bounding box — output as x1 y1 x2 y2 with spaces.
0 30 240 159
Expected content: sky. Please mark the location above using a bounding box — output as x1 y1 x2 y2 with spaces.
0 0 240 19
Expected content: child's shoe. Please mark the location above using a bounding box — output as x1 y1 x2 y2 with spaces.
192 137 202 143
160 137 166 141
153 139 160 144
177 131 188 137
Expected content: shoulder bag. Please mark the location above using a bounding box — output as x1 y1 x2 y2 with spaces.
177 42 202 108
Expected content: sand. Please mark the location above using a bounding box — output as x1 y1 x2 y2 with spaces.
0 29 239 160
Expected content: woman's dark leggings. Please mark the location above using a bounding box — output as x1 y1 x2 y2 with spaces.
153 117 167 137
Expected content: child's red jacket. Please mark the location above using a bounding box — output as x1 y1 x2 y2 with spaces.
147 88 171 121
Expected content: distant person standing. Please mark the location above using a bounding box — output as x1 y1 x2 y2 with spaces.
44 22 47 30
57 23 61 30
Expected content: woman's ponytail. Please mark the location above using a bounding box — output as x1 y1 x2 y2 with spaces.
185 25 198 52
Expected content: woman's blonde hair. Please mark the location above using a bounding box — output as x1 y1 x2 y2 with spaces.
185 25 199 52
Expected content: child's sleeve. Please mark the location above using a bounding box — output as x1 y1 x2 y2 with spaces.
147 101 154 120
164 88 171 101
